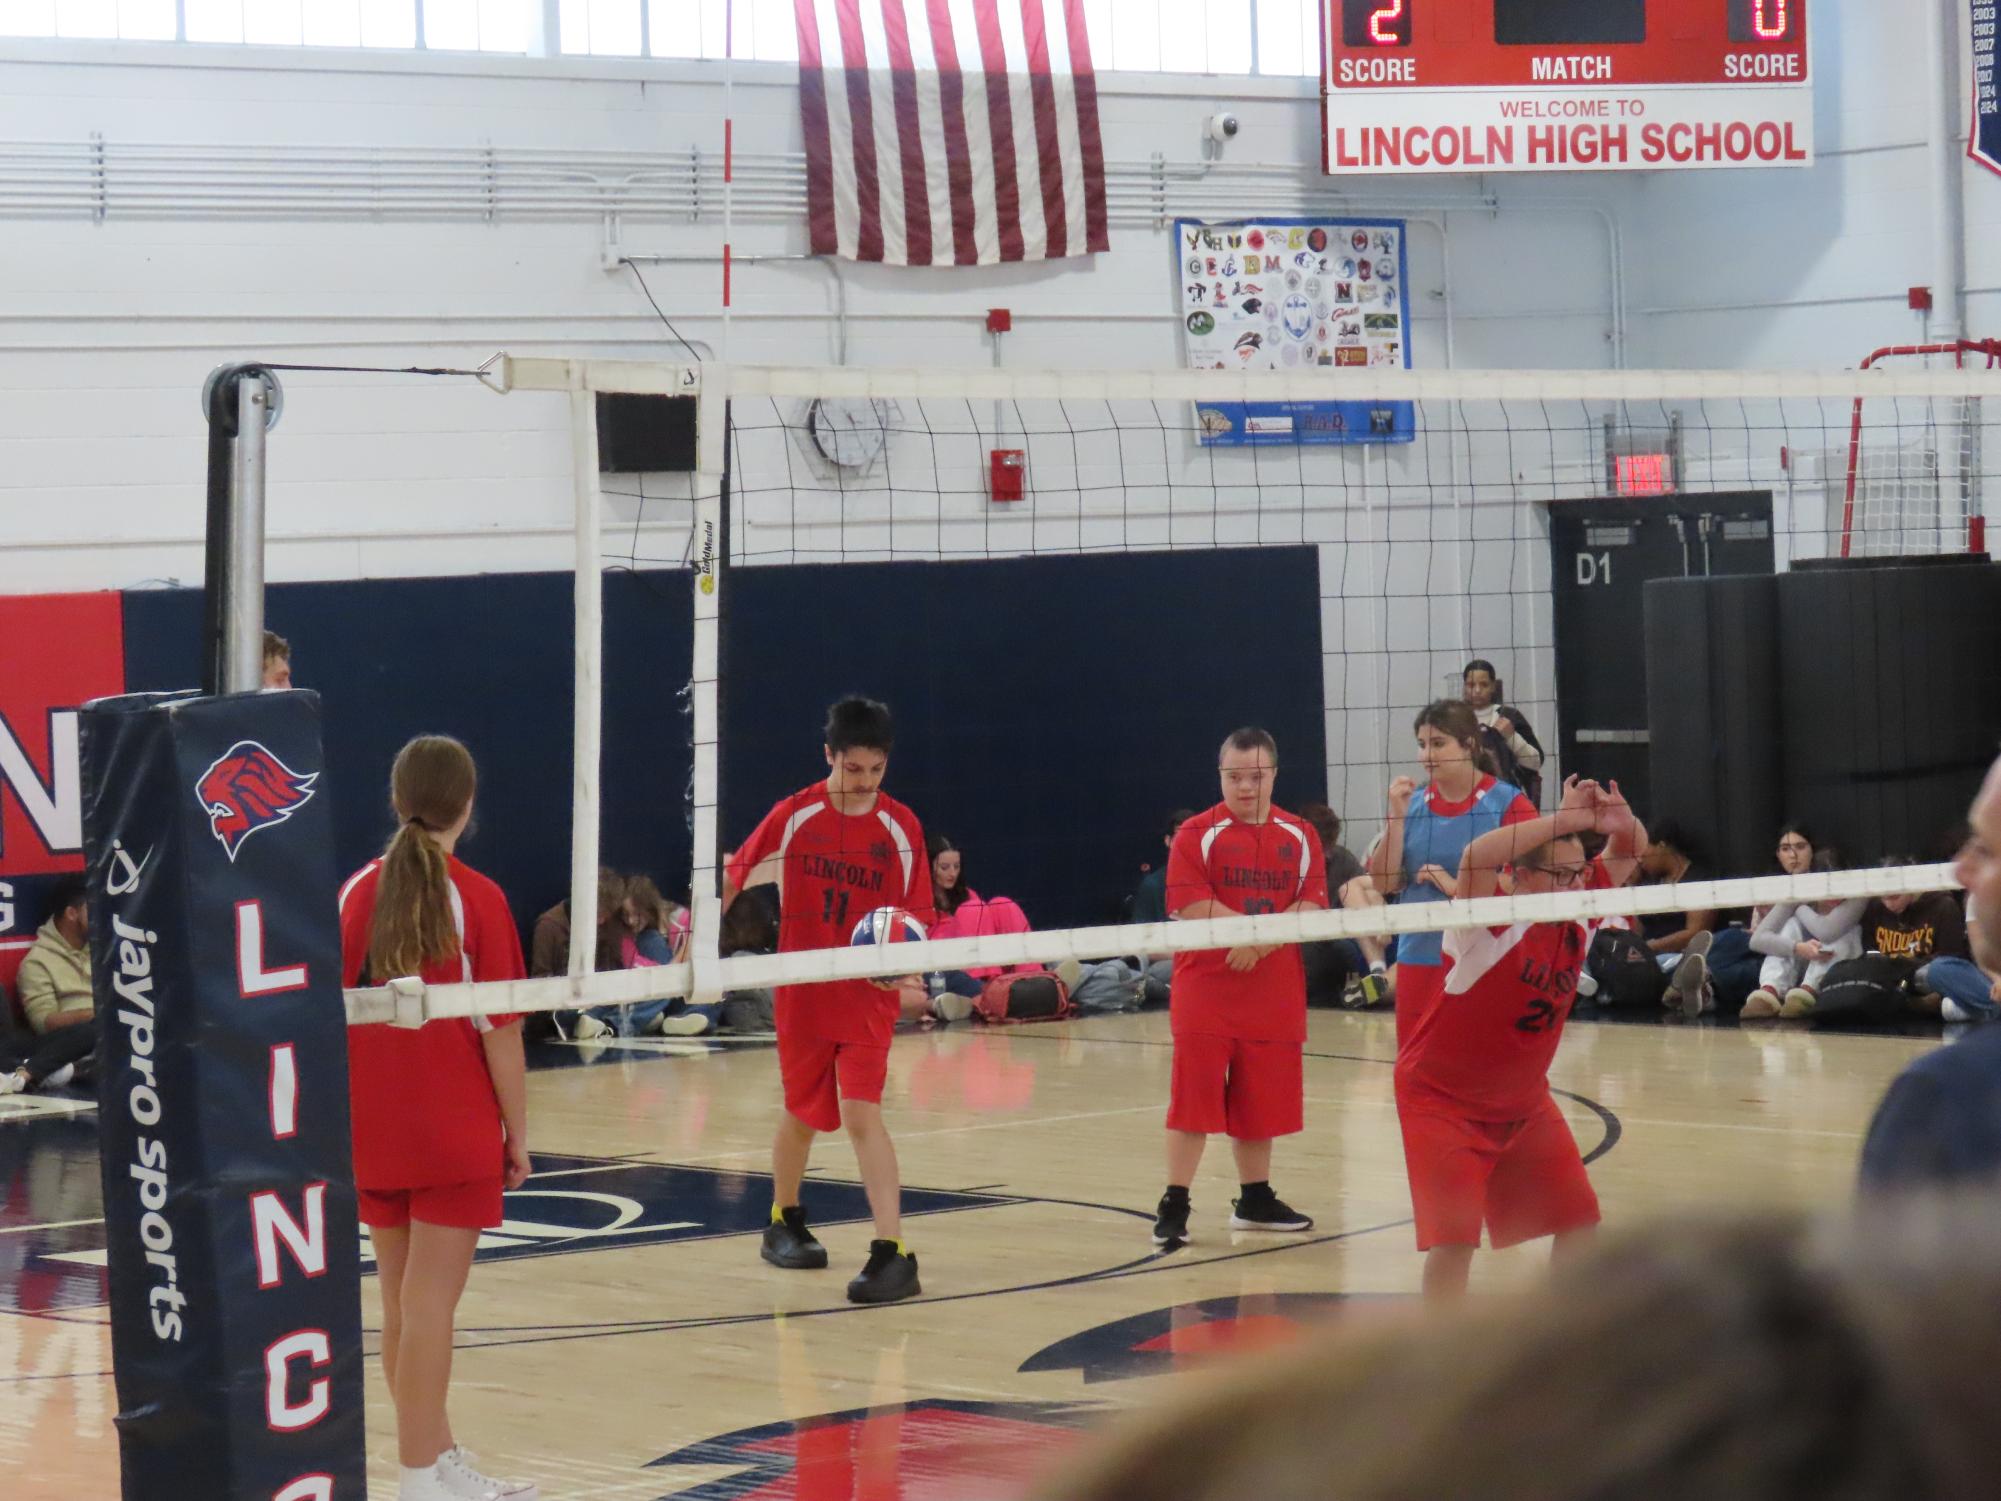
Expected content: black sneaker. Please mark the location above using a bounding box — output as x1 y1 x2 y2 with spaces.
1152 1191 1191 1247
846 1239 920 1304
1229 1190 1313 1232
761 1207 829 1270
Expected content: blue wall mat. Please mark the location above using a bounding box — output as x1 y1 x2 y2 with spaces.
720 546 1327 929
121 544 1327 942
120 571 694 945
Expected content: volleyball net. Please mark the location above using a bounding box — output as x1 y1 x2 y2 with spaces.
345 359 1996 1025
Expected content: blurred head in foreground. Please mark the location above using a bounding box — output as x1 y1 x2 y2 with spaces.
1042 1202 2001 1501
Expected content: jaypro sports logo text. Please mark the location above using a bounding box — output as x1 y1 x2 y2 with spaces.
194 740 317 861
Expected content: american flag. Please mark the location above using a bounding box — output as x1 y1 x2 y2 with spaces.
793 0 1109 266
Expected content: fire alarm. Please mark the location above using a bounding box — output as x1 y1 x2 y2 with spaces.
986 308 1012 333
1909 286 1934 312
989 448 1025 501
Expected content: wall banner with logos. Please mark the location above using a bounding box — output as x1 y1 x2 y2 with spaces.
1175 216 1414 447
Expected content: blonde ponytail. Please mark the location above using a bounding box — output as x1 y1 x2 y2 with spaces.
366 736 476 980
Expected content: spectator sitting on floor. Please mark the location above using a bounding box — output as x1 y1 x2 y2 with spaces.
530 866 630 978
1743 848 1865 1020
1297 801 1391 1009
0 877 96 1096
1634 820 1762 1017
1131 809 1195 927
716 884 779 1034
924 843 1145 1017
930 834 973 919
1841 857 1984 1022
578 874 712 1040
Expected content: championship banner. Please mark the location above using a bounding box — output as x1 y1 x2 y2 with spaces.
81 689 365 1501
1176 216 1414 446
1974 0 2001 179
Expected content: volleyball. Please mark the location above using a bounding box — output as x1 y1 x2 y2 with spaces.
850 905 927 947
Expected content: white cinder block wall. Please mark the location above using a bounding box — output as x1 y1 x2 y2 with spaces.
0 0 1969 840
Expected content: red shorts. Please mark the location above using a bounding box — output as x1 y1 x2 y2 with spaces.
779 1032 890 1133
1166 1034 1303 1140
356 1179 504 1231
1396 1091 1600 1251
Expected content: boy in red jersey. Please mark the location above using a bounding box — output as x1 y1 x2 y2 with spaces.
723 696 934 1304
1396 776 1647 1300
1153 727 1329 1246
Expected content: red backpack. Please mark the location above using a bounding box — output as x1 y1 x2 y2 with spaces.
974 971 1073 1024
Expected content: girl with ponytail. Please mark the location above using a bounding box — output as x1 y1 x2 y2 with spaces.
1367 700 1537 1045
337 736 537 1501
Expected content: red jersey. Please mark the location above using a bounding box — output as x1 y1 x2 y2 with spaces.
1165 803 1328 1041
339 855 524 1190
726 783 933 1045
1397 916 1590 1121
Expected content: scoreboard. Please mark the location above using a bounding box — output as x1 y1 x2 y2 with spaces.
1324 0 1812 175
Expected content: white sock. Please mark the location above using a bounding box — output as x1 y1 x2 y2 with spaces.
402 1462 438 1486
1370 961 1385 974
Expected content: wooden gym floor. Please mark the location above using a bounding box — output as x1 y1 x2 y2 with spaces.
0 1006 1946 1499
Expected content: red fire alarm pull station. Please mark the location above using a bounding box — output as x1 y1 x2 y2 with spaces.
990 448 1025 501
986 308 1012 333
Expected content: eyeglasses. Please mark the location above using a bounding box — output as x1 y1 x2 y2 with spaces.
1521 863 1590 888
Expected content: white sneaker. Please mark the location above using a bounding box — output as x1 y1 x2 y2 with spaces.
1942 997 1972 1023
438 1446 539 1500
398 1463 460 1501
0 1070 28 1096
42 1063 75 1089
572 1013 615 1042
930 992 975 1023
656 1010 712 1036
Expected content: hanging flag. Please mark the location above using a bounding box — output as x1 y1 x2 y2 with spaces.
794 0 1109 266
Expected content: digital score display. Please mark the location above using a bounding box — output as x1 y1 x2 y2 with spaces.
1325 0 1812 175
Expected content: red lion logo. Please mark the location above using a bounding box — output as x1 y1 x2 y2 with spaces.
194 740 317 862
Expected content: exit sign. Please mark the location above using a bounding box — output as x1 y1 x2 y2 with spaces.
1615 452 1675 495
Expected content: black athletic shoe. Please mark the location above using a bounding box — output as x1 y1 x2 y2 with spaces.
1152 1191 1192 1247
1229 1190 1313 1232
761 1207 829 1270
846 1239 920 1304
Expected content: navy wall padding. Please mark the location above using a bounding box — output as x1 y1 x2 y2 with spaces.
121 545 1326 939
1775 560 2001 864
721 547 1328 929
1644 576 1782 878
121 571 695 940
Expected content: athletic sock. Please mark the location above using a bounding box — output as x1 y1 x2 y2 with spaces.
772 1204 795 1225
1162 1183 1191 1203
1370 961 1386 974
1239 1180 1272 1200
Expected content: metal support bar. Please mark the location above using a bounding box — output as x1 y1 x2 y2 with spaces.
200 364 280 696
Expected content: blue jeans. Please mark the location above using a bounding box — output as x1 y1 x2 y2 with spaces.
1923 956 2000 1020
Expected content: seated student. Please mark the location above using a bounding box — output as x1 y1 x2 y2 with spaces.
717 885 780 1034
929 834 973 920
1130 810 1195 927
1742 851 1865 1020
1295 802 1389 1008
924 845 1138 1016
530 867 629 978
0 877 96 1096
1791 859 1971 1023
1462 658 1545 806
578 874 712 1039
1633 821 1762 1017
1917 903 2001 1023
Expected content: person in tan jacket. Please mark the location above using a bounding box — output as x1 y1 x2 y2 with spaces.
2 876 94 1096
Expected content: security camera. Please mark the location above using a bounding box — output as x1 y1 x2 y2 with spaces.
1206 113 1240 143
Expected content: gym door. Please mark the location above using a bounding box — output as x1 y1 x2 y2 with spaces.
1548 494 1774 817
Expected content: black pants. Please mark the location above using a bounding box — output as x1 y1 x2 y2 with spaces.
4 1017 96 1086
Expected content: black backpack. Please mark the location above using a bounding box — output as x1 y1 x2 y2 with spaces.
1588 926 1667 1008
1809 954 1917 1026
